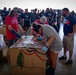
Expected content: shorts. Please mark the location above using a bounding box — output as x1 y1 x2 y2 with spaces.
24 20 30 27
49 42 63 52
63 35 74 51
51 50 60 53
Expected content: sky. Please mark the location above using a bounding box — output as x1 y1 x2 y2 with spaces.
0 0 76 12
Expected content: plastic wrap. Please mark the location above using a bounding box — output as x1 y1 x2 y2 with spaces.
0 34 6 50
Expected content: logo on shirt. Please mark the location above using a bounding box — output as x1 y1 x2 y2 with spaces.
11 20 18 24
63 18 70 26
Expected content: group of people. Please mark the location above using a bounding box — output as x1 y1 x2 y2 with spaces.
5 7 76 75
0 7 62 31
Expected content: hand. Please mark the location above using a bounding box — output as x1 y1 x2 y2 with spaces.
42 46 48 52
68 33 73 36
37 36 42 41
24 31 26 35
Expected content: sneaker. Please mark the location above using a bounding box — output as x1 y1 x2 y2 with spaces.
59 56 66 60
65 59 73 65
46 66 55 75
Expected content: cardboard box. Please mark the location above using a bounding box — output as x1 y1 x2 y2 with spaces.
9 36 46 75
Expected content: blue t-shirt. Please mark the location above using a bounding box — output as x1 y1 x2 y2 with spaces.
63 15 76 36
39 12 45 18
45 11 54 20
23 12 30 21
1 10 8 19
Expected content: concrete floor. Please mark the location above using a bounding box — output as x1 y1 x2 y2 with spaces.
0 23 76 75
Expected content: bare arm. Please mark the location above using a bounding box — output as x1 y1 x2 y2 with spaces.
7 25 13 31
46 36 54 48
7 25 21 39
68 24 76 36
17 24 24 34
73 24 76 33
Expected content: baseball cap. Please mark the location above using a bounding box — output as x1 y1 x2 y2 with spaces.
13 7 19 15
13 7 19 11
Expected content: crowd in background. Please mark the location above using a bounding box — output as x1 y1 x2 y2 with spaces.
0 7 76 75
0 7 76 32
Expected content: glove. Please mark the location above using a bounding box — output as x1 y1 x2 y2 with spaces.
11 29 21 39
24 31 26 35
37 36 42 41
42 46 48 52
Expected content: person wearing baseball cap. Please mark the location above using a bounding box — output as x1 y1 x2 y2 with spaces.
5 7 24 48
